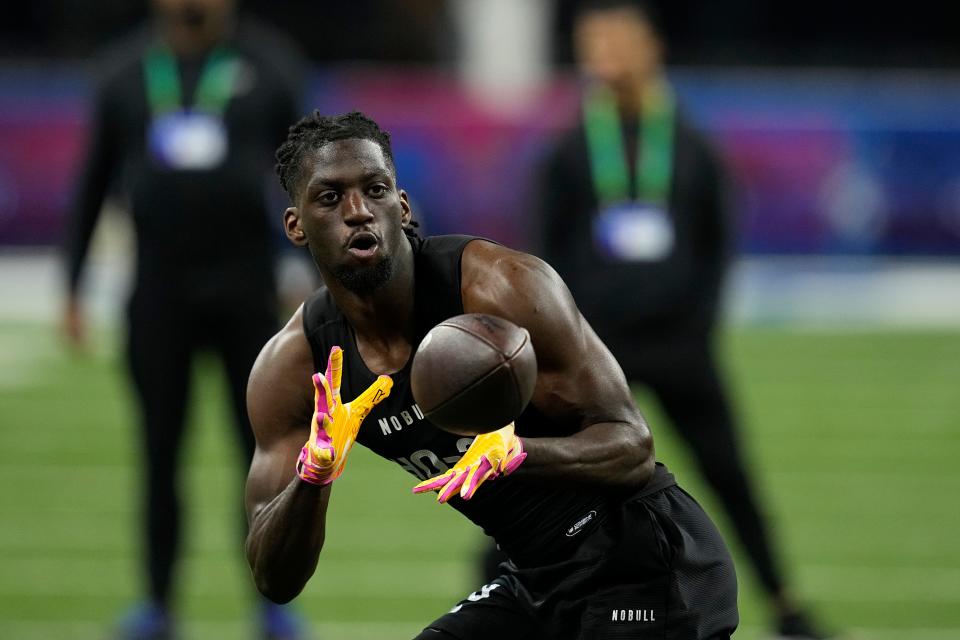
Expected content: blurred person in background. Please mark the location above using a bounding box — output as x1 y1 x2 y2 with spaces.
61 0 304 638
531 1 829 638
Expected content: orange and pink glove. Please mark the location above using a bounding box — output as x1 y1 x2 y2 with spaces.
297 346 393 486
412 423 526 503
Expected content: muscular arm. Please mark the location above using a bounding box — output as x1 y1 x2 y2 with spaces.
462 241 655 491
244 307 328 603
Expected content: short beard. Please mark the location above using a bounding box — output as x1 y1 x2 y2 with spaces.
331 256 395 295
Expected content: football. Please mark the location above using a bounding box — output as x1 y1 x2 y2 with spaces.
410 313 537 436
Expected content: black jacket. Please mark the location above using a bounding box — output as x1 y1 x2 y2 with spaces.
538 109 732 346
64 19 302 300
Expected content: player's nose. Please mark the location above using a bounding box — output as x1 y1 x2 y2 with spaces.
342 190 374 224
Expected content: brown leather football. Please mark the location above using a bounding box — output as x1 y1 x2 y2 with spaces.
411 313 537 436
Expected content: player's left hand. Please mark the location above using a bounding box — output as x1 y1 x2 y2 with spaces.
412 423 526 502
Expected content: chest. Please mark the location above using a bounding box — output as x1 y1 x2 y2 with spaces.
116 60 278 150
566 129 703 222
343 365 475 482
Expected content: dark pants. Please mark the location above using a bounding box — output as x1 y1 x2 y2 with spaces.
483 333 786 599
126 287 276 605
612 333 785 597
432 484 738 639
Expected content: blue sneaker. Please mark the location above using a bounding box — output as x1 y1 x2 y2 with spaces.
115 602 174 640
261 601 305 640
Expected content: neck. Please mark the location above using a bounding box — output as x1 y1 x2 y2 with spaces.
327 239 417 363
611 71 661 115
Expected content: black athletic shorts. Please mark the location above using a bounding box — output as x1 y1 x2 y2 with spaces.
416 483 738 639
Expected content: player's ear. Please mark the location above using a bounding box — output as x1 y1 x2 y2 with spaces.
399 189 412 226
284 207 307 247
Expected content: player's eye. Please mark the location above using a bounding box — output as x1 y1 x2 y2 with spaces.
368 183 388 198
317 190 340 205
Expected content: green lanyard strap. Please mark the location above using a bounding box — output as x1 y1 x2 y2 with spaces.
144 45 239 116
582 82 676 205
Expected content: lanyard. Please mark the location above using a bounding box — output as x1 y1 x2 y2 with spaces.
582 81 675 205
143 45 239 116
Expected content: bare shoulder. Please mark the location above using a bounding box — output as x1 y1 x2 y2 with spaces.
461 240 574 319
247 304 316 443
460 240 638 431
461 240 585 369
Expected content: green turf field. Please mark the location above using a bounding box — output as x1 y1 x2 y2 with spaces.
1 323 958 639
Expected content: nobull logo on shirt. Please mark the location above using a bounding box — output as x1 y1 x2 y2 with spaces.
378 403 425 435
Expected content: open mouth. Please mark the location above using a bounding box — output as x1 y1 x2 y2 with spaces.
346 231 379 258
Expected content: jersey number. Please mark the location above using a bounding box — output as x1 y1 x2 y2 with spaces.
394 438 473 480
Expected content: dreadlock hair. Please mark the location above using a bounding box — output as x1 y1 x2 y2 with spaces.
276 110 394 197
275 110 419 238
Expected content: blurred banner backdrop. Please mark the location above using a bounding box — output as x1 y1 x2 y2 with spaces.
2 65 960 256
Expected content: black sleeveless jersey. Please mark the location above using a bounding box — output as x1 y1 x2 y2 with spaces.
302 234 674 566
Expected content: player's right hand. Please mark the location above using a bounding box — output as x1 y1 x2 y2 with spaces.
296 346 393 486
